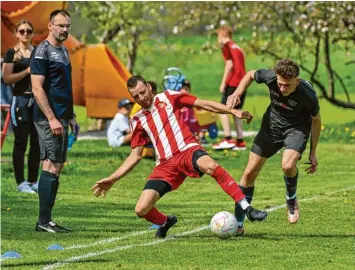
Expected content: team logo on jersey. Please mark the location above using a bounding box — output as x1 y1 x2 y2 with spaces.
288 99 297 106
272 100 293 111
50 52 61 60
157 102 167 109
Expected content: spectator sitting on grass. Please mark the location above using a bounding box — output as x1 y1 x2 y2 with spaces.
107 98 133 148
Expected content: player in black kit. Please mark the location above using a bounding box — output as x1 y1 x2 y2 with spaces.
227 58 322 233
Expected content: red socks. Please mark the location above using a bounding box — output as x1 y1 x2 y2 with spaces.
142 207 167 225
211 166 245 202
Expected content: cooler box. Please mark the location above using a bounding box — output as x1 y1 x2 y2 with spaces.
193 108 217 126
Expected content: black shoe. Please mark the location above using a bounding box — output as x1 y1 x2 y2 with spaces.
155 215 178 238
200 137 209 145
35 221 72 233
245 206 267 222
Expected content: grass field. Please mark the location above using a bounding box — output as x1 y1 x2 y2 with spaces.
1 137 354 269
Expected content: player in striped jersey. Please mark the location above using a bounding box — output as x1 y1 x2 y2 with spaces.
92 75 267 238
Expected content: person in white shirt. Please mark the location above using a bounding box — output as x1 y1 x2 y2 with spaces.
107 98 133 147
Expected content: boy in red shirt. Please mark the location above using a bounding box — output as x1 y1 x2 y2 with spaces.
213 25 247 151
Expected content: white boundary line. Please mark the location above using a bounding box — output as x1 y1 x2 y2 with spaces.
42 185 355 270
65 230 150 250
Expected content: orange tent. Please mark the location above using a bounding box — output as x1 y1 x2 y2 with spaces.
1 1 133 118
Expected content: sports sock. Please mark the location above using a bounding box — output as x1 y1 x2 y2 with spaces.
142 207 167 226
51 180 60 211
38 171 59 225
237 139 244 143
211 166 245 202
284 169 298 208
235 186 254 227
225 136 232 140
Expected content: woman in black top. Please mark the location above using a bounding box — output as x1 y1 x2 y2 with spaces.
2 20 40 193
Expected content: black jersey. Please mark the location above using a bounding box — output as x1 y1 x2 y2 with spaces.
254 69 319 135
3 48 31 96
30 40 73 121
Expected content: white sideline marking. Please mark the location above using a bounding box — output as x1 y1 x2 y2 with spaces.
43 226 209 270
65 230 149 250
43 186 355 270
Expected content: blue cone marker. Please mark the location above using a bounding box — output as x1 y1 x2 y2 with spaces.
47 244 64 251
1 251 22 259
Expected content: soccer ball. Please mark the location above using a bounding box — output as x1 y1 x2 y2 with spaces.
210 211 237 239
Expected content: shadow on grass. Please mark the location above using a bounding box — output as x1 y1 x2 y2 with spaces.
2 259 110 269
174 232 355 241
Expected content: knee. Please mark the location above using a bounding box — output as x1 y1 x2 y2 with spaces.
42 160 61 176
282 162 296 175
14 140 27 151
203 161 220 175
135 203 150 217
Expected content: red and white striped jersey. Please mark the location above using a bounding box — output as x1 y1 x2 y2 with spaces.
130 90 199 164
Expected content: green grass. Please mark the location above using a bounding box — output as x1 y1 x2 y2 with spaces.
1 138 354 269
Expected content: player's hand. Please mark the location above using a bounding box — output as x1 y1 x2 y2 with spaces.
49 118 63 136
226 94 241 109
219 83 226 94
305 153 318 174
233 110 253 124
92 178 116 198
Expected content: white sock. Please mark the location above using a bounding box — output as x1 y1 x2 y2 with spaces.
238 198 250 210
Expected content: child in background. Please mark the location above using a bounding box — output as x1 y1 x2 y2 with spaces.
180 80 209 145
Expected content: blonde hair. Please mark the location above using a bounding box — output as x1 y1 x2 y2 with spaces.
217 25 233 38
13 20 34 61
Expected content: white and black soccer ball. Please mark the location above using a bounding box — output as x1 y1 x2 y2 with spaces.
210 211 237 239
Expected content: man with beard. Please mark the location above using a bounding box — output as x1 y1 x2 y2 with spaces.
30 10 78 233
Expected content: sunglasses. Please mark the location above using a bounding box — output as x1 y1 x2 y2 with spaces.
18 29 33 35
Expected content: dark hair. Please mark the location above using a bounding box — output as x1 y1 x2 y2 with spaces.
50 10 70 22
180 80 191 92
147 81 157 95
15 20 34 33
273 58 300 79
127 75 147 90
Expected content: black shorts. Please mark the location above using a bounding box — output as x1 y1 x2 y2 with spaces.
221 86 246 109
251 128 309 158
34 119 69 163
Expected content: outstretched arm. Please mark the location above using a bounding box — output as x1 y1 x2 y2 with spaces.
92 146 143 197
227 70 256 108
193 99 253 124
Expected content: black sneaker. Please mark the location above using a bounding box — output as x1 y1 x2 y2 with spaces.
200 137 209 145
245 206 267 222
35 221 72 233
155 215 178 238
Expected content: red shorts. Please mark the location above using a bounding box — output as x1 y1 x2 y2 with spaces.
147 146 205 190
